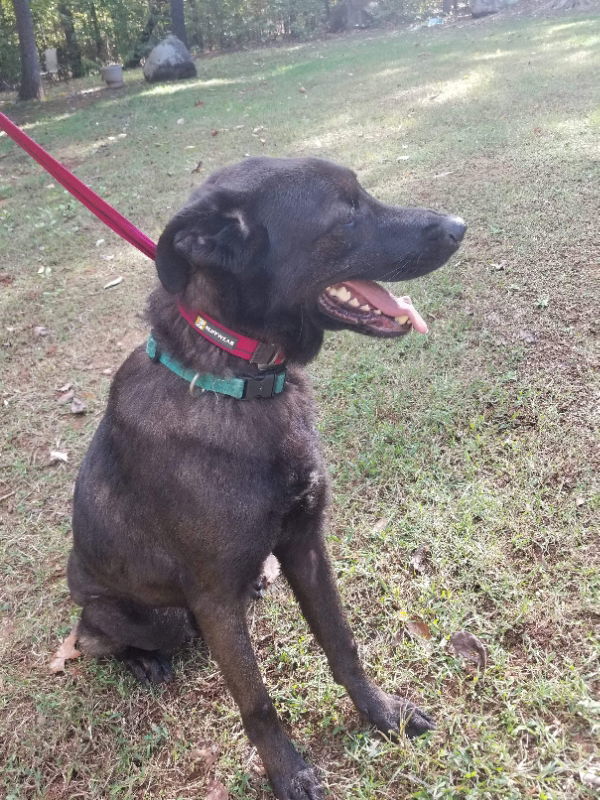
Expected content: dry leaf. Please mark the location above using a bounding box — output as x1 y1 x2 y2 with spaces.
211 129 219 137
205 779 229 800
57 389 75 404
57 382 72 392
372 517 389 534
580 771 600 788
191 160 204 174
194 100 205 107
406 618 432 640
261 554 280 588
103 276 123 290
70 397 87 415
49 628 81 673
410 544 428 574
49 450 68 464
187 742 220 781
449 631 487 670
34 325 50 337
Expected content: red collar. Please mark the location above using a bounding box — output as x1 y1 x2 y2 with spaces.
177 303 285 368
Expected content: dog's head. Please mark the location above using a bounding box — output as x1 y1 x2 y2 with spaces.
156 157 465 362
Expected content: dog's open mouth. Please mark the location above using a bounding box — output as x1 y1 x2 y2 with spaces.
317 280 428 337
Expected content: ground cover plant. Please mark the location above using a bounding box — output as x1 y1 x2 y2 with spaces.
1 10 599 799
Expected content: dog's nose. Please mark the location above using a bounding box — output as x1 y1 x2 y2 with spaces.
424 214 467 247
443 215 467 244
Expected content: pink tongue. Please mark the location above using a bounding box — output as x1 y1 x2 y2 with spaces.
343 280 429 334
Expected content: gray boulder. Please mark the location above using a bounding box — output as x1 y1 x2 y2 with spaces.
143 34 197 83
471 0 509 16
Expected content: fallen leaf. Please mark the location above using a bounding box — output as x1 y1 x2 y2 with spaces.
406 618 432 640
34 325 50 337
191 160 204 174
211 129 219 137
410 544 428 574
194 100 205 107
49 450 68 464
372 517 389 534
187 742 220 781
57 382 72 392
449 631 487 670
49 628 81 673
103 276 123 290
580 771 600 789
57 388 75 404
205 779 229 800
70 397 87 415
260 554 280 588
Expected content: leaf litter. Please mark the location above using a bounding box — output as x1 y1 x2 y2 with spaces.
49 628 81 673
449 631 488 670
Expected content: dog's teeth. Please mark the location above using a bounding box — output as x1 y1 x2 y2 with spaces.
339 287 352 302
326 286 339 297
360 304 370 311
395 315 410 324
349 298 360 307
373 309 382 315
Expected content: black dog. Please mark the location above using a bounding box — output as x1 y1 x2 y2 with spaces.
68 157 465 799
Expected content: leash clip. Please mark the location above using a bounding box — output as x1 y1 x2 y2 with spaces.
244 371 277 399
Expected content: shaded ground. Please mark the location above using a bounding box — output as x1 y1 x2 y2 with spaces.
1 10 599 800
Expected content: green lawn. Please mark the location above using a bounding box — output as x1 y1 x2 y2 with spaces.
1 11 599 800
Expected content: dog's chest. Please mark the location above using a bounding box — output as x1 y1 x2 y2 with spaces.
277 415 327 513
285 465 324 510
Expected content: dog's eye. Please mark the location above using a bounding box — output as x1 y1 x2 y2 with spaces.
341 204 358 228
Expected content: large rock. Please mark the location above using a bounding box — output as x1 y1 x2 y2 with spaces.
143 35 197 83
470 0 509 16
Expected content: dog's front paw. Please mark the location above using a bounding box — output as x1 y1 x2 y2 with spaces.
369 694 435 739
270 766 324 800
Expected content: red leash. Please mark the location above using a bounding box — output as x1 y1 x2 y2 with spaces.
0 111 286 364
0 111 157 260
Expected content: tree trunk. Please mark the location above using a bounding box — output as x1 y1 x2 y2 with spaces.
12 0 43 100
89 2 105 61
170 0 187 46
58 2 84 78
187 0 203 49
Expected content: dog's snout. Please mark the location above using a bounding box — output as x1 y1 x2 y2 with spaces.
442 215 467 244
425 215 467 246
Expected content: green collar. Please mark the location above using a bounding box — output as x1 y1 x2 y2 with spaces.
146 335 286 400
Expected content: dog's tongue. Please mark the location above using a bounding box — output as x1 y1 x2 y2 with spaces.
343 280 429 333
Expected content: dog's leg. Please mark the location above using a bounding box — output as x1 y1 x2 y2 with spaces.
275 521 435 739
190 594 323 800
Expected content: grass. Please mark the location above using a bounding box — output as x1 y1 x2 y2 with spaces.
1 9 599 800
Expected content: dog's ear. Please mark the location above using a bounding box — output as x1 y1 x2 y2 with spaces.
155 189 265 294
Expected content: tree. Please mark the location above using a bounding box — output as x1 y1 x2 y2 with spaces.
12 0 43 99
170 0 187 46
58 2 84 77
